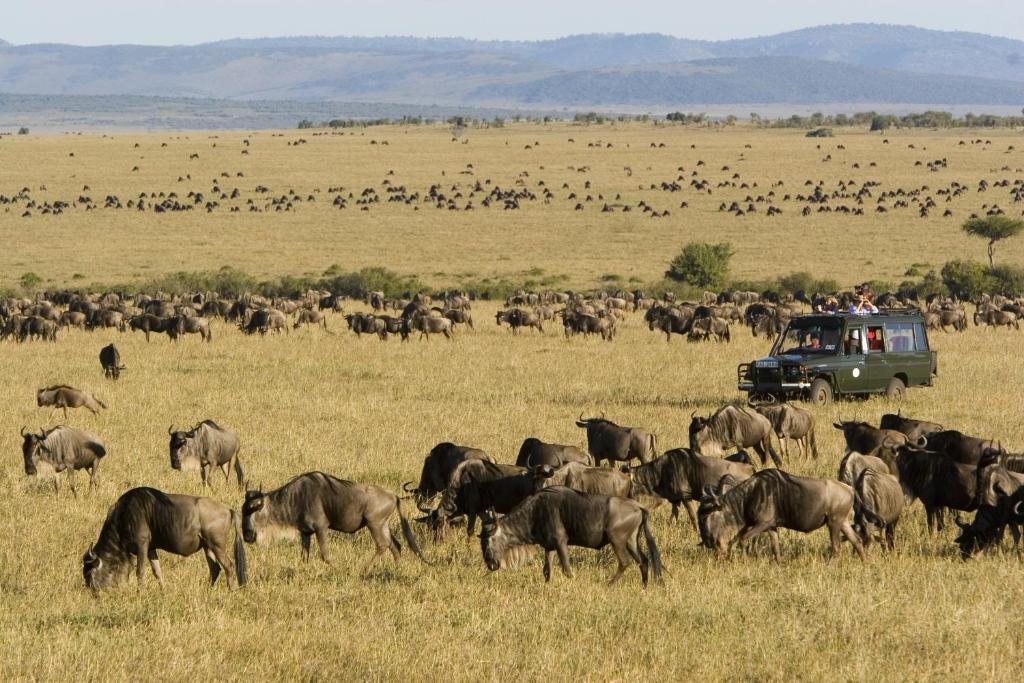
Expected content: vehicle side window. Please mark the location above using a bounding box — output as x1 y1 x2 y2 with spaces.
913 323 929 351
886 323 915 352
866 326 885 353
845 327 864 355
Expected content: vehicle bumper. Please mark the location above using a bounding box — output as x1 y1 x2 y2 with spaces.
738 381 811 391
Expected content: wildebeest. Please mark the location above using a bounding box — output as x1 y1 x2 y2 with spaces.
127 313 168 341
21 425 106 495
171 315 212 342
404 314 454 340
294 308 328 330
690 315 731 343
838 451 896 487
404 442 495 512
896 445 977 532
628 448 755 530
36 384 106 420
442 308 474 329
833 421 917 456
496 308 544 334
925 430 1005 466
515 437 592 468
479 487 663 585
82 487 246 592
754 402 818 459
168 420 243 487
953 463 1024 558
575 414 656 466
690 405 780 467
879 411 944 443
853 468 904 549
531 461 633 498
345 313 387 339
429 459 532 537
99 344 125 380
241 308 287 335
698 469 865 560
242 472 424 567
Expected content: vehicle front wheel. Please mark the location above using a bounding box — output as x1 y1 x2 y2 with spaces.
885 377 906 401
808 378 833 406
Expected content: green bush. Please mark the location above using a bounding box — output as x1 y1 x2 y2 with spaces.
17 127 29 135
941 260 991 299
322 266 423 299
986 264 1024 296
666 242 732 289
805 128 833 137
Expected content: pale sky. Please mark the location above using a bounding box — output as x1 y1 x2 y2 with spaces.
3 0 1024 45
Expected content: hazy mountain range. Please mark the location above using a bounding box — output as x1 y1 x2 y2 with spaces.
1 24 1023 117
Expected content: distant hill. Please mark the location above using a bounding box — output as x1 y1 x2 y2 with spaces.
1 24 1024 112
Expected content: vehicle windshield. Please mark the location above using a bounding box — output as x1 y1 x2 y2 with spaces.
771 319 843 356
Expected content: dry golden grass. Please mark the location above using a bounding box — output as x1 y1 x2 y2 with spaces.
2 124 1024 681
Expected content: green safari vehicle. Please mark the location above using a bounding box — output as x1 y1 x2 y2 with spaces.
737 310 937 405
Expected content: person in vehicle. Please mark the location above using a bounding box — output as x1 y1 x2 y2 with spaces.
848 294 878 315
845 328 862 354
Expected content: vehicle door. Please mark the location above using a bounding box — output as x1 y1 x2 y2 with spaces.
835 322 869 393
863 322 889 391
884 321 928 386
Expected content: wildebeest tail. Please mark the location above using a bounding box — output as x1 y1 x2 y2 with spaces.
397 499 426 562
231 510 248 586
92 393 108 409
234 457 245 487
809 426 819 459
640 509 664 584
853 471 884 529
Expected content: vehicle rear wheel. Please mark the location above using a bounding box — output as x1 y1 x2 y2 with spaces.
885 377 906 401
808 378 833 406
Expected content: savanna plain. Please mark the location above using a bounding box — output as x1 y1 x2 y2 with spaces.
1 122 1023 680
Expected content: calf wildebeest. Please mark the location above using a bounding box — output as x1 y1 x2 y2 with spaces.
754 402 818 459
168 420 243 487
242 472 423 567
21 425 106 495
879 411 944 443
82 487 246 592
294 308 328 330
698 469 865 560
515 437 592 468
36 384 106 420
575 414 656 466
404 442 495 512
627 448 755 530
480 487 663 585
690 405 780 467
429 459 532 537
99 344 125 380
853 468 904 550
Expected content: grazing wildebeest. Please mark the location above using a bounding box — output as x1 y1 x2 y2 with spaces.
82 487 246 592
627 448 755 530
171 315 212 342
833 421 917 455
345 313 387 339
479 487 663 585
36 385 106 420
896 445 977 532
21 425 106 495
754 402 818 459
953 464 1024 558
242 472 423 567
515 438 592 468
99 344 125 380
853 468 904 550
879 411 944 443
404 442 495 512
127 313 168 342
690 405 780 467
698 469 865 560
22 316 58 341
429 459 532 537
241 308 287 336
405 314 453 340
168 420 243 487
496 308 544 334
575 414 656 466
294 308 328 330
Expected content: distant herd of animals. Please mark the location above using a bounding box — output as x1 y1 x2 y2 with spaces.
18 374 1024 592
2 135 1023 221
2 286 1023 352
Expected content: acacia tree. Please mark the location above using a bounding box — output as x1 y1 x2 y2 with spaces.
962 216 1024 266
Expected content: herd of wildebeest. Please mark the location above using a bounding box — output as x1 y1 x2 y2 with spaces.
3 282 1024 353
10 283 1024 592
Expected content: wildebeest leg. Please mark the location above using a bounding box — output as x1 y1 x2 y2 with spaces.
208 545 235 588
767 530 781 560
200 464 209 488
205 549 222 585
465 514 477 540
315 527 331 564
670 503 679 522
89 463 98 490
681 500 699 532
886 522 897 551
543 551 552 582
66 470 78 498
838 521 866 560
47 406 59 422
300 532 312 562
221 463 230 483
367 520 399 565
149 549 165 588
555 541 572 578
136 540 149 586
734 521 773 558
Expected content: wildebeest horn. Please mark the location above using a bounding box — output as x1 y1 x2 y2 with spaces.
402 481 415 493
1014 500 1024 519
578 411 585 422
84 547 98 564
916 435 928 448
20 425 26 436
168 424 174 435
691 410 697 418
954 516 969 530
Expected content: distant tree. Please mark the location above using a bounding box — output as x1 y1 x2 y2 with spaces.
666 242 732 289
17 126 28 135
869 115 891 131
297 119 314 129
962 216 1024 266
